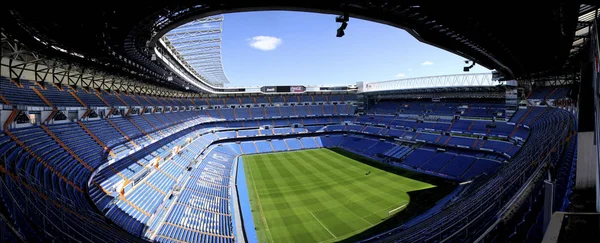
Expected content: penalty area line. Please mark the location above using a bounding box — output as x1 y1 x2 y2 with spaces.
310 211 337 239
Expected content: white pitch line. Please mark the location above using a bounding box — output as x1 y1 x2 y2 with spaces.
310 211 337 239
248 164 275 243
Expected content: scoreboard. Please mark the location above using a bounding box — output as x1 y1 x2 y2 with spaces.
261 86 305 93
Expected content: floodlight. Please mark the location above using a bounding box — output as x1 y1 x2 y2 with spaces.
463 60 475 72
336 28 345 37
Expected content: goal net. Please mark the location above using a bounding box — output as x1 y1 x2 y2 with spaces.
388 204 407 216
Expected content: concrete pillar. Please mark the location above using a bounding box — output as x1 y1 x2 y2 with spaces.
543 180 555 232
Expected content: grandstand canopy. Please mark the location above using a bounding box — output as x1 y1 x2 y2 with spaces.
0 2 593 92
162 15 229 86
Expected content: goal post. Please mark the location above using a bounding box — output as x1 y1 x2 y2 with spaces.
388 204 407 216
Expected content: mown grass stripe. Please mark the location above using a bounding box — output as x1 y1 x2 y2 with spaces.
243 149 434 243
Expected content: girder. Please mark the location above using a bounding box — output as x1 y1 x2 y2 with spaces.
361 73 501 92
1 35 184 97
162 14 229 86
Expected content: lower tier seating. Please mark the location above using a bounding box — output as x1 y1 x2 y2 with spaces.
0 103 574 242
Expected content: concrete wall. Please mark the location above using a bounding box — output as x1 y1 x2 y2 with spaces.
0 110 13 130
576 132 598 189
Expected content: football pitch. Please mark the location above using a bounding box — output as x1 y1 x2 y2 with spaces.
242 148 435 243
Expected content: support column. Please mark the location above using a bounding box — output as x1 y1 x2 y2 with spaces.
543 179 555 232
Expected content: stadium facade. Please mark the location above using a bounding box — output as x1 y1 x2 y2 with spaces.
0 3 598 243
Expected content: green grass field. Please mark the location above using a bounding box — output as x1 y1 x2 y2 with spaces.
243 148 435 243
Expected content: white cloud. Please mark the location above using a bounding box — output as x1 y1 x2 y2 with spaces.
421 61 434 66
395 73 406 78
247 36 282 51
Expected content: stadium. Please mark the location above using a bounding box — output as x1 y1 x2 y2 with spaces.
0 3 598 243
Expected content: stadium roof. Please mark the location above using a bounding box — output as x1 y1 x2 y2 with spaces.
571 5 599 55
1 2 596 92
162 15 229 86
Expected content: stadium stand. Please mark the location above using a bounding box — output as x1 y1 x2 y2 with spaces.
2 80 546 241
0 3 590 242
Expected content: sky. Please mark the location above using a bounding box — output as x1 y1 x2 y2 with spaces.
220 11 491 87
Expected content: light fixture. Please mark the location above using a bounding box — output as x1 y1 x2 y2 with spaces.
335 13 349 38
463 60 475 72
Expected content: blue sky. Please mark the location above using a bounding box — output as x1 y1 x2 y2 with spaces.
220 11 491 87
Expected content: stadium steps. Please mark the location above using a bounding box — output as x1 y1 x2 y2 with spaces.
113 94 129 106
141 96 155 106
472 139 479 147
544 88 557 102
238 143 244 154
31 87 53 107
159 113 178 127
527 107 549 126
416 153 437 169
40 125 95 172
467 121 474 132
106 118 140 148
77 121 117 159
436 156 457 174
505 145 516 154
446 119 455 131
0 93 11 105
68 90 87 107
128 95 144 106
4 128 84 192
8 78 23 88
313 137 321 148
217 109 224 119
153 114 171 126
459 159 480 179
478 139 487 148
517 107 535 124
128 118 156 140
269 141 276 151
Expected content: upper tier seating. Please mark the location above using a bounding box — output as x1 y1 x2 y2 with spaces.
0 78 355 109
370 99 506 118
527 86 571 100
